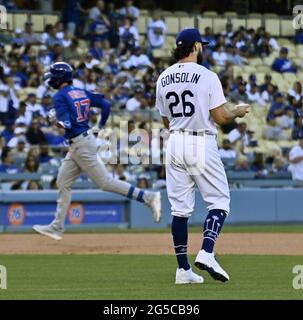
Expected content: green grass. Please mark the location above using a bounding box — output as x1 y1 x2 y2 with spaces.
6 224 303 235
0 255 303 300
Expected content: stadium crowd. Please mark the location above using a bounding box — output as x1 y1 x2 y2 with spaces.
0 0 303 190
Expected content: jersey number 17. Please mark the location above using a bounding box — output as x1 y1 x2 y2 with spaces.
74 99 90 122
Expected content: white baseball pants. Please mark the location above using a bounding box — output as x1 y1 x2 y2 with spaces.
166 132 230 218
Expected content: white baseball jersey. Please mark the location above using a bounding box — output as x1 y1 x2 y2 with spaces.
156 62 226 134
155 62 230 217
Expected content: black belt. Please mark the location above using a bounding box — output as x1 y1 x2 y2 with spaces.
170 129 214 136
68 131 89 144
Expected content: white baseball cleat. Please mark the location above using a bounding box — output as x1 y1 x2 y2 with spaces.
175 268 204 284
194 249 230 282
147 191 162 223
33 224 63 241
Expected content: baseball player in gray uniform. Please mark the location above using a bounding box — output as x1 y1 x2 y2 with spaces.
33 62 161 241
155 29 249 284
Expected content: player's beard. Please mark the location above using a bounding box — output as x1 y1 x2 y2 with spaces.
197 49 203 65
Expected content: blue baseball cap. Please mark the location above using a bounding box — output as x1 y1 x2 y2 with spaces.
176 28 209 47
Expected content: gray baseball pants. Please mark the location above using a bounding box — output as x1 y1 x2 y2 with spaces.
52 132 149 231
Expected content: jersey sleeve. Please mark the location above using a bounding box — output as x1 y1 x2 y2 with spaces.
85 90 111 128
155 81 169 117
209 73 227 110
53 93 71 129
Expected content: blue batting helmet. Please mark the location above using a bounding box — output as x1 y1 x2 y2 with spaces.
43 62 73 89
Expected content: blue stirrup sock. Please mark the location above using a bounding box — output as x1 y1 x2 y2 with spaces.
171 216 190 271
127 186 145 203
202 209 227 253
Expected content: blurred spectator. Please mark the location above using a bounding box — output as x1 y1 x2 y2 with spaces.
107 2 122 48
271 156 288 173
23 155 39 172
26 119 47 145
11 138 28 164
0 147 19 173
261 83 276 104
259 74 273 92
26 93 46 118
62 0 86 36
8 61 27 87
89 38 103 60
126 86 144 112
84 52 100 69
246 73 256 92
263 118 288 141
288 81 303 103
276 106 294 129
0 136 6 158
89 0 105 21
113 164 132 181
7 127 27 148
27 180 43 190
247 84 265 106
147 11 167 52
112 85 129 109
219 139 237 159
221 22 234 44
89 11 110 42
228 80 249 103
55 21 65 40
228 122 250 146
202 27 216 49
45 25 62 48
119 0 140 24
226 45 247 66
288 134 303 181
251 152 268 177
38 143 53 164
123 46 152 70
137 177 149 189
267 92 287 121
212 45 228 67
119 17 139 51
234 154 250 171
63 39 81 61
23 21 41 45
272 47 297 73
41 93 53 113
292 117 303 140
37 45 52 67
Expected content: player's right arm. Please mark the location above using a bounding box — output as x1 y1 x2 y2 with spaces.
208 72 249 125
53 93 72 130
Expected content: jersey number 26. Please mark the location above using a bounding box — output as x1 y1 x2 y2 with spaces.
166 90 195 118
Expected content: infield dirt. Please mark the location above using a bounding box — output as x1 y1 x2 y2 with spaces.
0 233 302 255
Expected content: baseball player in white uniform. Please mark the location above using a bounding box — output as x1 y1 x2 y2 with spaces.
155 28 249 284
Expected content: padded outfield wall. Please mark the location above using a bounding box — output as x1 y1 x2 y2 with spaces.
0 189 302 231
